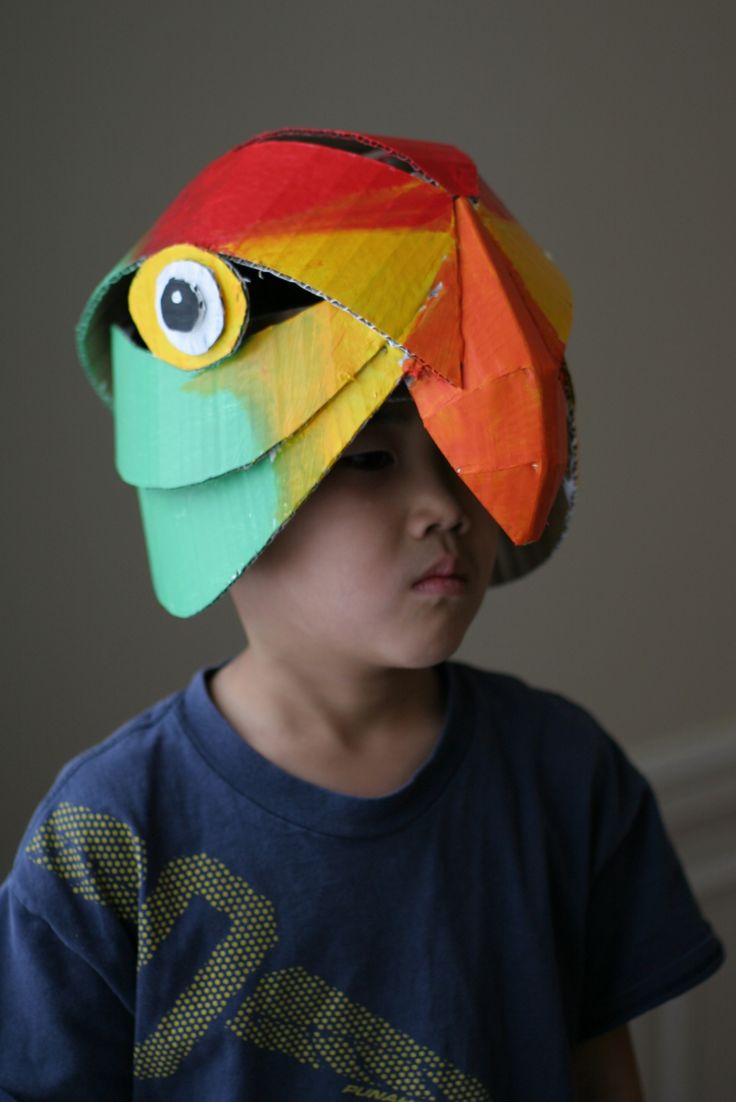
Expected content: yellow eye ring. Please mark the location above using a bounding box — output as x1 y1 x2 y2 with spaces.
128 244 249 371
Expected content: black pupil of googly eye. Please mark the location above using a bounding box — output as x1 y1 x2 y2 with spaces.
160 278 204 332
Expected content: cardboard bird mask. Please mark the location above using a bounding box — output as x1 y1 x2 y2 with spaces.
77 128 576 618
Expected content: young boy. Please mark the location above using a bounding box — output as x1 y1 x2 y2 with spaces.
0 129 724 1101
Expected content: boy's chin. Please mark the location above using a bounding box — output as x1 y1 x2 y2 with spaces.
380 629 470 672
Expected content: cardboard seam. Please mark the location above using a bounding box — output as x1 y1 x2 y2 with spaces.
76 258 139 409
477 205 572 349
220 254 438 379
456 459 559 476
246 129 444 192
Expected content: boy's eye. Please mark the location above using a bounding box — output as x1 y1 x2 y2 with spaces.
339 450 395 471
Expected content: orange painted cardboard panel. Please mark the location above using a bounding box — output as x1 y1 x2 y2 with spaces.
411 367 567 543
407 197 567 543
477 179 572 354
402 251 463 387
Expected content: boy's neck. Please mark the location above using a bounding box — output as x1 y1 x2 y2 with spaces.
208 649 448 797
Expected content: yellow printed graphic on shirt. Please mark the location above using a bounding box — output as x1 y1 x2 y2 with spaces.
26 802 491 1100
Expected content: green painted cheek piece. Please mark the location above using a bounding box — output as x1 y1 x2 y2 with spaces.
111 303 387 490
136 343 405 617
112 326 266 489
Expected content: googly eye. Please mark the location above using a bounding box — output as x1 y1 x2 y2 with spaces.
156 261 222 354
129 244 248 370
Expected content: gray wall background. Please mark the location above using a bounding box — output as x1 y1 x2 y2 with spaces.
1 0 734 875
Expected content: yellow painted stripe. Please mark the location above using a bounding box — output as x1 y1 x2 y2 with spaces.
274 343 405 522
224 229 452 347
478 208 573 344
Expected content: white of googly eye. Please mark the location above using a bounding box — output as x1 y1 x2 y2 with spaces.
154 259 225 356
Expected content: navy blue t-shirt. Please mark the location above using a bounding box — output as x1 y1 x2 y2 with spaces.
0 660 724 1100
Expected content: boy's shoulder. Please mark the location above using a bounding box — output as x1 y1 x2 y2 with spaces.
12 659 645 886
451 658 645 815
22 659 632 820
452 658 621 757
13 677 193 862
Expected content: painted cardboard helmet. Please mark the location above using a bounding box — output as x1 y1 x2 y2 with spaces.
77 128 576 617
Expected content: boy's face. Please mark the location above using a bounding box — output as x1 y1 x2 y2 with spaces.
228 393 499 672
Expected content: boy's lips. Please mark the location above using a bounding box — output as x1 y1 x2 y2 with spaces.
412 554 466 585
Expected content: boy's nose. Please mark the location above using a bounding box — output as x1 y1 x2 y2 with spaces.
407 450 472 538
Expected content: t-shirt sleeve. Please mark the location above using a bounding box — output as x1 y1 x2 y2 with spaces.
576 733 725 1041
0 880 134 1099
